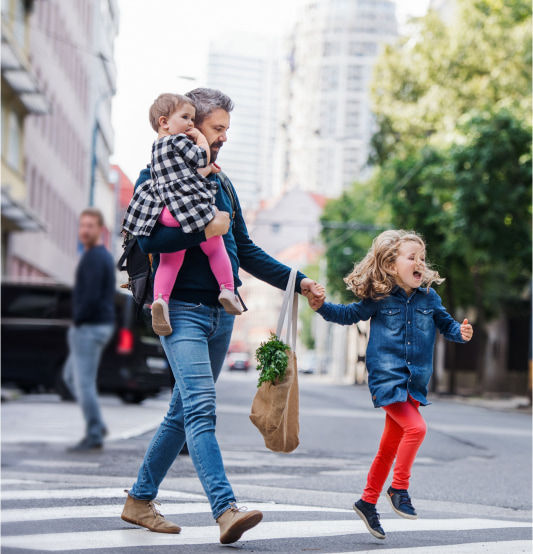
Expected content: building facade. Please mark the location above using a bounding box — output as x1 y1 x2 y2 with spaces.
6 0 119 283
1 0 49 276
205 34 279 210
275 0 397 198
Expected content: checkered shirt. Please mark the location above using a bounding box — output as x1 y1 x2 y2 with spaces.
122 134 217 236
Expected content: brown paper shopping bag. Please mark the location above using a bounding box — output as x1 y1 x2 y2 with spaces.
249 269 299 453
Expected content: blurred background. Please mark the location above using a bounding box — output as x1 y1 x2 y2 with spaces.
1 0 531 401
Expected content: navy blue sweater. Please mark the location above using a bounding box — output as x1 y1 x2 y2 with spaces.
135 168 307 306
73 245 116 326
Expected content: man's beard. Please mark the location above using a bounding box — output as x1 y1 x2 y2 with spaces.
210 141 223 163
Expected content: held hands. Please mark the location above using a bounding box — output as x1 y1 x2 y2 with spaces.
460 318 473 342
301 280 326 311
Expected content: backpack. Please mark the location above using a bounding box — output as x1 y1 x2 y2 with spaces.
117 232 153 318
117 173 237 316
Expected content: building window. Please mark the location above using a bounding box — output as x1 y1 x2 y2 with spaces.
13 0 27 46
7 110 22 172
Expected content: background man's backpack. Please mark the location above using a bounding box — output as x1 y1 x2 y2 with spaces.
117 232 153 317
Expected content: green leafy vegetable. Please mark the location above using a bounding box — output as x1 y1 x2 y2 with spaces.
255 333 290 387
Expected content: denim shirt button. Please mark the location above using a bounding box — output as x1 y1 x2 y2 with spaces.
408 321 411 324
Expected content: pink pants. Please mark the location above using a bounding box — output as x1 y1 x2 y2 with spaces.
154 207 234 303
361 396 427 504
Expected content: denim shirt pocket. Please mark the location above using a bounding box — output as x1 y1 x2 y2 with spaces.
380 307 402 331
415 307 434 331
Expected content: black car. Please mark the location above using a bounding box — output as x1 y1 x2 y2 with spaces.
1 282 171 403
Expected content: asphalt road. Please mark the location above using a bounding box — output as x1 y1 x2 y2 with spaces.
2 369 532 553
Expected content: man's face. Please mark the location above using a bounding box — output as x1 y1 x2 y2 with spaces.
78 215 102 249
195 108 230 163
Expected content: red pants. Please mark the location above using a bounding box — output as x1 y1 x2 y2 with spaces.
361 396 427 504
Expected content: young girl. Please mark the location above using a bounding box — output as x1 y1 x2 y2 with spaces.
123 93 242 336
307 230 473 540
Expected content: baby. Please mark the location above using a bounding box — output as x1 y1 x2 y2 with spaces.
123 93 242 336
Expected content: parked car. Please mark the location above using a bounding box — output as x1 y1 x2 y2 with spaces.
299 351 319 374
227 352 251 371
1 282 171 403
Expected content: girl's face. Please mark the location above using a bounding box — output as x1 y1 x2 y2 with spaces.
390 241 426 294
159 104 196 136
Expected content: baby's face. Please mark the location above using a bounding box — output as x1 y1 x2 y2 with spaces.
165 104 196 135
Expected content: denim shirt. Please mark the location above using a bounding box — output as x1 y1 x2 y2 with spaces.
317 286 466 408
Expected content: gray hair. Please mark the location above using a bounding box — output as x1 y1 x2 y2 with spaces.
185 88 234 127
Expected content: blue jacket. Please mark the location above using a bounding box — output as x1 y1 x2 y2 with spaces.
73 245 115 326
317 286 466 408
135 168 307 306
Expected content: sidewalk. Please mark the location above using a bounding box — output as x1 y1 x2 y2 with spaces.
432 393 532 414
297 374 532 414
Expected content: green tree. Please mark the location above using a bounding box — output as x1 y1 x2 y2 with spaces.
370 0 531 163
320 177 389 303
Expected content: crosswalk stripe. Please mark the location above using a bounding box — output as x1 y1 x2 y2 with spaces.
1 487 205 501
1 518 530 551
329 540 533 554
1 501 349 523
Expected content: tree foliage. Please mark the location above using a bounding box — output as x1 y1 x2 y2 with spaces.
322 0 532 327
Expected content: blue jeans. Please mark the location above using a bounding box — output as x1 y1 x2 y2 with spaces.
129 300 236 520
63 323 114 443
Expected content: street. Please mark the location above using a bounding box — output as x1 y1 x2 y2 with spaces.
2 370 531 553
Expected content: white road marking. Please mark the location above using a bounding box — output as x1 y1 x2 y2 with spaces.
1 478 43 485
429 423 531 438
20 460 100 469
1 501 349 522
329 541 533 554
1 487 205 501
1 519 530 551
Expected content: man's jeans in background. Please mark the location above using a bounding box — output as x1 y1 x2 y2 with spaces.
129 300 236 520
63 323 114 444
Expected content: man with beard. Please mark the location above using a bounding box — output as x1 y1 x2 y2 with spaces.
121 88 323 544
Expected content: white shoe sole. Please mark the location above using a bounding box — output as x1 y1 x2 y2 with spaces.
386 492 418 520
353 502 386 539
152 300 172 336
218 290 243 315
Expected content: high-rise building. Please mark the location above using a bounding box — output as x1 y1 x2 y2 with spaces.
275 0 397 197
7 0 119 282
205 34 279 210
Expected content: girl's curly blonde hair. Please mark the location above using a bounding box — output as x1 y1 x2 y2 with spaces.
344 230 444 300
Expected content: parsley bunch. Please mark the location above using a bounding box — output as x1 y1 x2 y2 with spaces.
255 333 290 387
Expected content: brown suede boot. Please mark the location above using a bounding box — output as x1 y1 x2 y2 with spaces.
217 503 263 544
121 491 181 533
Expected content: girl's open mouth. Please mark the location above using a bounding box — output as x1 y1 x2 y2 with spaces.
413 271 421 279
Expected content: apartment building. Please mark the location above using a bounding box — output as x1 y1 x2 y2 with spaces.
6 0 119 283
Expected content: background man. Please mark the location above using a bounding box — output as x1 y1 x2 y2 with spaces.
121 88 323 544
63 208 115 452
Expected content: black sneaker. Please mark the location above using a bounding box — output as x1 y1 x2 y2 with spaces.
386 486 418 519
353 499 386 539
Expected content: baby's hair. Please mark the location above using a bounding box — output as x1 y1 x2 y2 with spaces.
148 93 194 132
344 229 444 300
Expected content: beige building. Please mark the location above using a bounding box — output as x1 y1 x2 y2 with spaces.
1 0 49 276
5 0 119 283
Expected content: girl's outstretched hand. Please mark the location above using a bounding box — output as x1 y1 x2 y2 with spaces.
460 318 473 342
